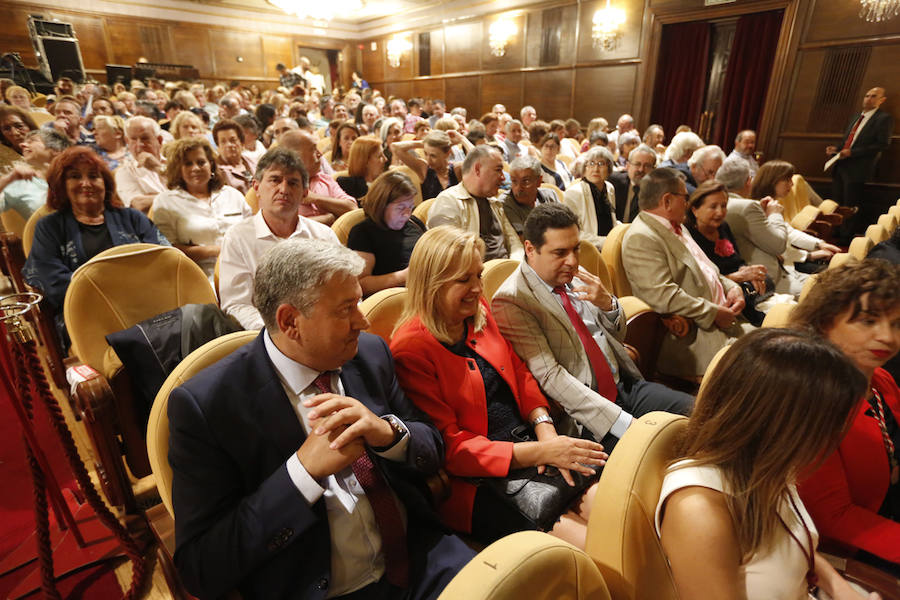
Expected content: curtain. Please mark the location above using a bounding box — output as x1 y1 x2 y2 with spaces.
713 10 784 148
649 22 711 136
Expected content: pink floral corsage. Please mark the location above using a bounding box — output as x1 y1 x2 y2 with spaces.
714 238 735 257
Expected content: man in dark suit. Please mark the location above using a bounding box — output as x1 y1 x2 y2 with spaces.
608 143 656 223
827 87 894 210
168 238 474 600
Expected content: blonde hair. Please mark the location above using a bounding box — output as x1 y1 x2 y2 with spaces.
399 226 486 343
92 115 126 140
171 111 204 140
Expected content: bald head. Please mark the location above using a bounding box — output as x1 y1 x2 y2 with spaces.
863 87 887 111
279 130 320 176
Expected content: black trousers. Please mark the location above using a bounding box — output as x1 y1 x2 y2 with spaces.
599 378 694 454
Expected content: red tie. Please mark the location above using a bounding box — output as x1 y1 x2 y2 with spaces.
669 220 683 235
841 114 865 151
312 373 409 588
552 287 618 403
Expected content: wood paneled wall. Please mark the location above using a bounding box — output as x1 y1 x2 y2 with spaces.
0 3 352 86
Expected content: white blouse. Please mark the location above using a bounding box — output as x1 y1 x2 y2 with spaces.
152 185 251 277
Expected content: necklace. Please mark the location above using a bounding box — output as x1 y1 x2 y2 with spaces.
871 387 900 485
777 492 818 594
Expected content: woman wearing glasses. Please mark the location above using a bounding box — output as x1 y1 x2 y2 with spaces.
563 146 619 250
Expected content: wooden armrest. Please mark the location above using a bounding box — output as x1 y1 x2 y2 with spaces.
660 314 693 338
623 343 640 366
817 213 842 226
835 206 858 218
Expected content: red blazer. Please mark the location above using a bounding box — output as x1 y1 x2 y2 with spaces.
798 368 900 563
390 304 549 533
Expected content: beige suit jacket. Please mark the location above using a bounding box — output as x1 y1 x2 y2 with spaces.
427 181 524 260
491 262 642 439
622 212 750 378
563 179 618 251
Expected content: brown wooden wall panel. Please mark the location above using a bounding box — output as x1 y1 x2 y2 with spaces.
523 70 572 123
783 50 825 132
481 14 527 72
361 42 385 85
171 25 213 76
804 0 899 42
573 64 637 125
444 23 482 73
524 5 579 68
53 13 108 70
480 72 524 116
865 46 900 135
576 0 644 63
776 138 833 178
384 81 413 100
209 30 264 78
429 29 445 76
412 79 446 102
445 76 481 118
0 7 37 65
262 35 293 78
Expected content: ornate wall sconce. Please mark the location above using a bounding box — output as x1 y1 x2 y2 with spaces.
386 36 412 68
488 19 517 57
592 0 626 51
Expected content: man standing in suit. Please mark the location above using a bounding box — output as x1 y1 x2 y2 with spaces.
608 143 657 224
827 87 893 210
491 203 693 447
168 239 474 599
622 168 753 379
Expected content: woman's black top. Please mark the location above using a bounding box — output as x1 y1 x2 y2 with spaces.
346 216 426 275
421 165 458 201
336 175 368 201
687 222 746 275
77 221 114 259
587 181 614 236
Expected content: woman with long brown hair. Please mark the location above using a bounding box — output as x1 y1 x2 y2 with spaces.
657 328 877 599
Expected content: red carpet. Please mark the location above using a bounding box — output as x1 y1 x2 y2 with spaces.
0 386 123 598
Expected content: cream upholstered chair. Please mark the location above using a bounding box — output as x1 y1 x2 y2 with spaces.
819 199 839 214
790 204 821 232
22 204 52 256
799 273 819 303
29 111 53 127
63 243 217 510
585 411 688 600
539 183 564 203
877 213 897 235
780 174 813 223
848 236 874 260
761 302 795 327
866 223 888 245
331 207 366 245
828 252 857 270
889 205 900 223
412 197 436 223
359 287 408 344
482 258 519 302
148 330 258 518
438 531 611 600
244 187 259 214
390 165 424 206
0 208 27 237
577 240 613 291
599 223 631 297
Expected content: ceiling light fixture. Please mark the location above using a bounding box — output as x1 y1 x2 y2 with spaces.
859 0 899 21
267 0 362 21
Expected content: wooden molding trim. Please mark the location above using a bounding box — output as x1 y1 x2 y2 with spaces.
799 34 900 49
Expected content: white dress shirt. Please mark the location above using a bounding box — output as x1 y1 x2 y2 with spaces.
152 185 252 279
264 331 409 597
113 155 167 208
219 211 338 329
523 262 633 438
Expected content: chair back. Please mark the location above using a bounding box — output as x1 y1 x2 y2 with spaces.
214 255 221 299
316 136 331 153
866 223 888 245
848 236 874 260
539 183 564 203
245 188 259 214
1 209 27 237
29 111 54 127
761 303 795 327
600 223 632 297
878 213 897 235
148 330 258 518
578 241 613 291
698 345 731 397
360 287 408 344
799 273 819 303
819 199 839 214
780 174 812 222
438 531 611 600
586 411 688 600
22 204 53 256
63 244 216 376
390 165 424 206
412 197 436 223
790 204 820 232
331 208 366 245
482 258 519 302
557 154 574 168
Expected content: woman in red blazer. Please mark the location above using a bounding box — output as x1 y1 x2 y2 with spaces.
390 226 607 548
795 260 900 572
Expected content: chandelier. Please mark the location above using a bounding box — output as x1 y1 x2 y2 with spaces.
488 19 517 57
859 0 899 21
267 0 362 21
386 36 412 68
592 0 626 51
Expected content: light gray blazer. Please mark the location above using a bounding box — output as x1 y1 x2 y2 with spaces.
491 262 642 440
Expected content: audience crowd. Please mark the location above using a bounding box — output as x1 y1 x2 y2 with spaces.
1 70 896 600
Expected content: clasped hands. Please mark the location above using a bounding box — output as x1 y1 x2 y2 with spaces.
714 285 746 330
295 393 396 481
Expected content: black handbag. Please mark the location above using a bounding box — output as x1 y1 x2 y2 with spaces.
474 425 601 531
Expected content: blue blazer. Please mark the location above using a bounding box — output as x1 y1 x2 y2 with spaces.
168 331 466 600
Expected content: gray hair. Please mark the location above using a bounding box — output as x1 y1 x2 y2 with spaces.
583 145 616 169
664 131 704 162
628 143 658 165
450 107 467 117
715 156 751 192
505 119 524 134
25 128 71 153
254 147 309 187
618 131 641 147
509 155 542 178
638 167 686 211
125 115 161 137
253 239 365 330
688 144 727 168
379 117 403 144
462 145 501 174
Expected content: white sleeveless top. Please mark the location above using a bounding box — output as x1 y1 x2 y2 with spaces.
655 460 818 600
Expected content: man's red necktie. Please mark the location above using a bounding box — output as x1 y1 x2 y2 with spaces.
552 287 618 403
312 373 409 588
841 114 865 151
